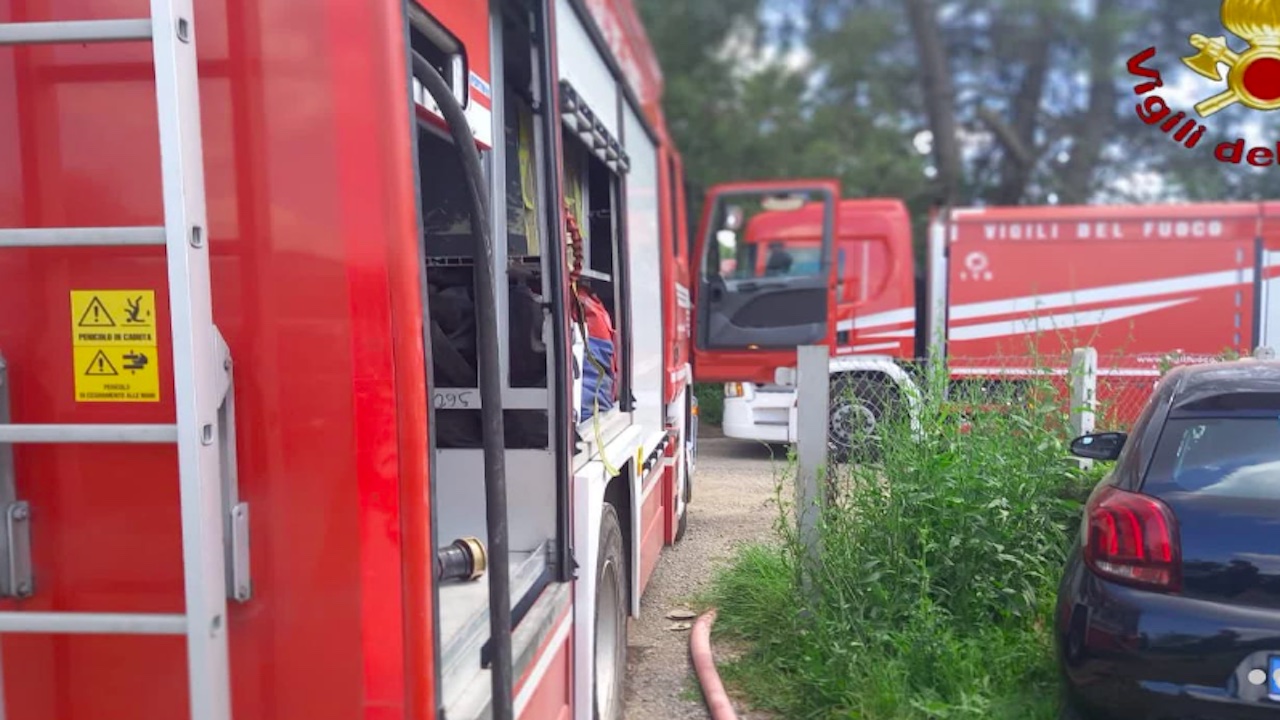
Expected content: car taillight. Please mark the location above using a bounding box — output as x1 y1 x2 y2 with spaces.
1083 485 1181 592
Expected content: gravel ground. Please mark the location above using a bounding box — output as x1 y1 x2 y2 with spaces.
623 427 785 720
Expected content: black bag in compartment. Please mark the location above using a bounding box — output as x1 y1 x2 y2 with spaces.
428 282 478 388
505 273 548 448
508 273 546 388
428 280 479 449
428 272 549 450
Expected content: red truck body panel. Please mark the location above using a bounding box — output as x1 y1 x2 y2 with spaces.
0 0 428 716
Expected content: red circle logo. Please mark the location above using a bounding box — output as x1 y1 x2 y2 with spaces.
1242 56 1280 101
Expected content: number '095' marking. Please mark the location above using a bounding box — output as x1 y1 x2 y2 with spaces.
433 390 477 409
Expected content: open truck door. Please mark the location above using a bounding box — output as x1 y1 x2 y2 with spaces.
692 180 840 382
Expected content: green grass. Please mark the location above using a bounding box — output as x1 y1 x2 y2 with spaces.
705 360 1104 720
695 382 725 426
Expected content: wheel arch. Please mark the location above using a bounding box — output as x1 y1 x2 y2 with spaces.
828 356 923 437
571 428 645 720
602 468 635 617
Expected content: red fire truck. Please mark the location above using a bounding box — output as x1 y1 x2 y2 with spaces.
0 0 695 719
693 181 1280 450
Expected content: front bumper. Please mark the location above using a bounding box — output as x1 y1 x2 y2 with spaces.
721 383 796 443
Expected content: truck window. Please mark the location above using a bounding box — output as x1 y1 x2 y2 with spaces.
758 243 820 277
705 200 826 281
696 185 835 351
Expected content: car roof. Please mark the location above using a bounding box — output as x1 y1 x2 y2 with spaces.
1164 360 1280 412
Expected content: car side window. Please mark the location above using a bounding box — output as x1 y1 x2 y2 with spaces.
1112 387 1162 483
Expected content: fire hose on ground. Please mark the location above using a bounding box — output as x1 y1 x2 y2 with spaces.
690 609 740 720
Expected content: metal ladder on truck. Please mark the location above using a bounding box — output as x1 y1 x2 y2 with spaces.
0 0 251 717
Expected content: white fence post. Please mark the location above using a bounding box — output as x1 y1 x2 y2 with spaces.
1069 347 1098 470
795 346 829 593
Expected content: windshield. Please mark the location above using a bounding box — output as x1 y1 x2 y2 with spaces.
1145 417 1280 499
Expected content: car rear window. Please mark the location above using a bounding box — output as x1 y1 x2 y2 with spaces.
1144 417 1280 499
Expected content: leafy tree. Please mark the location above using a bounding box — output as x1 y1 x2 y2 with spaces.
640 0 1265 256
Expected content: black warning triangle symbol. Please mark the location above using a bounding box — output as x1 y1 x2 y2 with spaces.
84 350 119 376
77 297 116 327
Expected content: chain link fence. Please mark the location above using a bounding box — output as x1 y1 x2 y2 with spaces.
933 350 1251 433
822 350 1261 463
710 348 1264 466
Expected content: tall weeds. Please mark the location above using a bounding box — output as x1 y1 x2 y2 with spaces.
709 359 1104 719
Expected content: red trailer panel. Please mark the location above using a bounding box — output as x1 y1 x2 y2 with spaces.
941 204 1261 365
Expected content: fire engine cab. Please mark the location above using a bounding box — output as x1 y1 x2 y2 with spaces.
0 0 695 719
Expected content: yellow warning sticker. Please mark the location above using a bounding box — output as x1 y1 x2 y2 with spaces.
70 290 160 403
70 290 157 347
72 346 160 402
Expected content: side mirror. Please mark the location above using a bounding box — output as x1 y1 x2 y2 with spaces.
1069 432 1127 461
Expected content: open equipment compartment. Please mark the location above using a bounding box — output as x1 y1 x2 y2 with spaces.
409 2 562 713
560 79 635 465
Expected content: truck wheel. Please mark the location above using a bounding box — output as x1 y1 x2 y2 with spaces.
686 394 698 497
594 503 628 720
827 376 888 464
674 453 691 544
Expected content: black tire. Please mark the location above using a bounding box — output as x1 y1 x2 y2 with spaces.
674 455 691 544
827 376 890 464
594 504 628 720
686 395 698 503
673 395 696 544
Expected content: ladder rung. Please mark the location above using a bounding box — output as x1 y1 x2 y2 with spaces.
0 226 166 248
0 19 152 46
0 611 185 635
0 424 178 444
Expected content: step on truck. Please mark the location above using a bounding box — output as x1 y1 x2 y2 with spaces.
0 0 696 719
692 180 1280 455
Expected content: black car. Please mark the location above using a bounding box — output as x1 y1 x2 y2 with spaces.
1057 360 1280 720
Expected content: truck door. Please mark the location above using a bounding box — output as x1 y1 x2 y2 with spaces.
693 181 838 353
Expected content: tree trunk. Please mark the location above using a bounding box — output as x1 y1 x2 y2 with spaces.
1060 3 1121 204
991 13 1055 204
903 0 962 206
